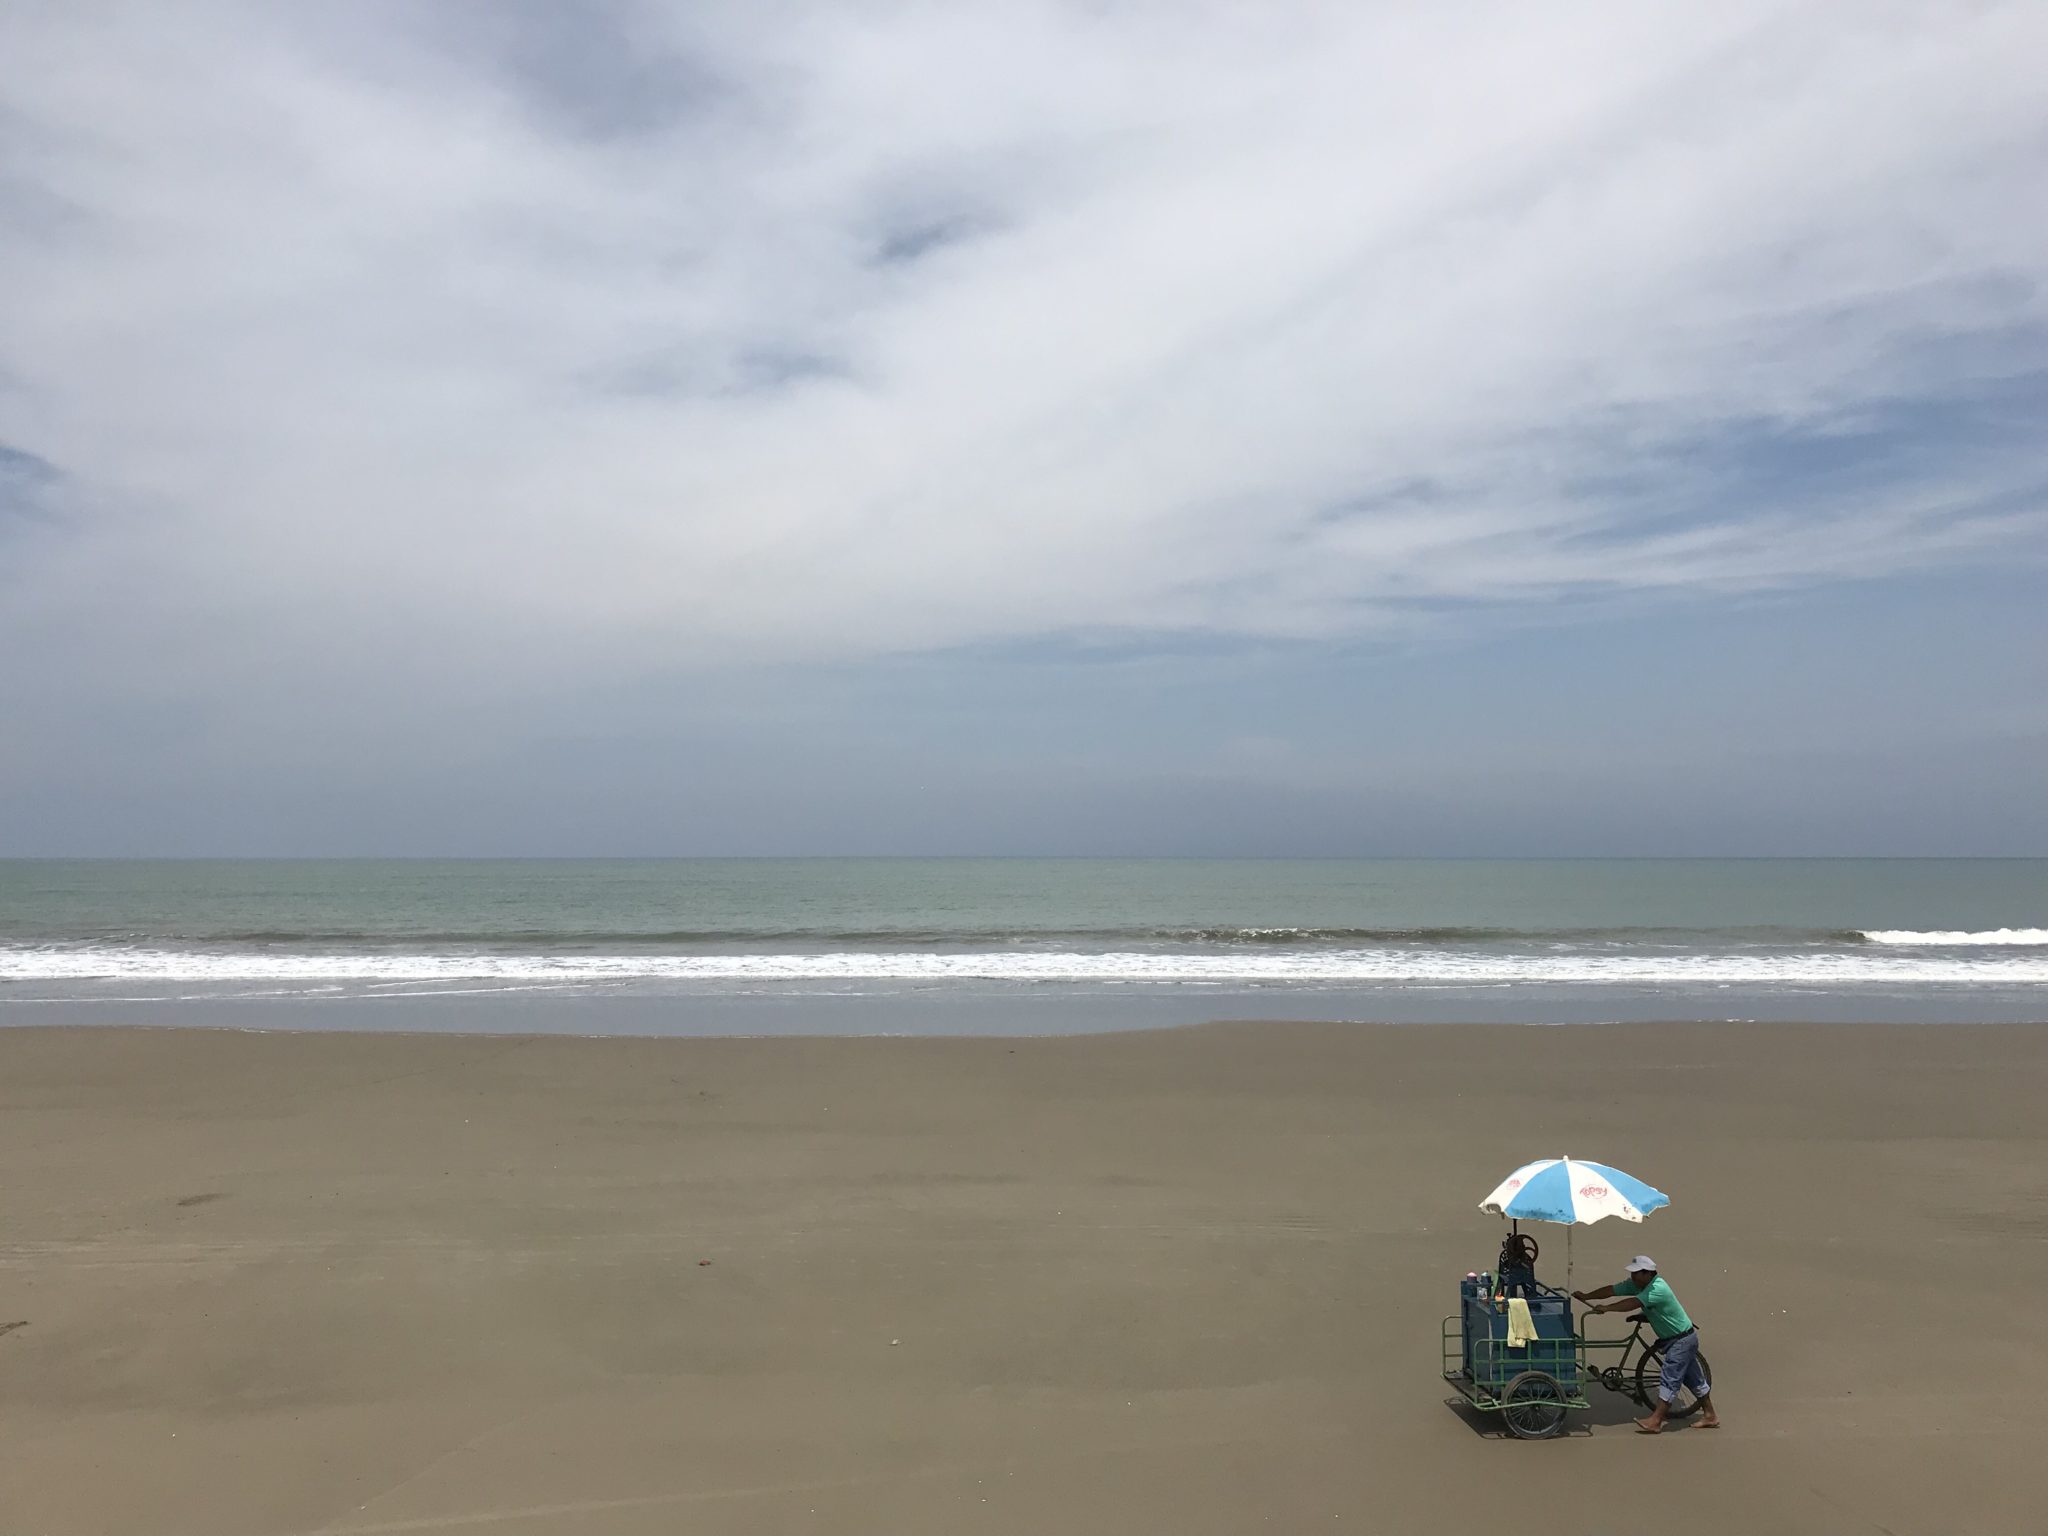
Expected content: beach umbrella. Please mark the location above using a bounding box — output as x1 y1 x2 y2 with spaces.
1480 1156 1669 1226
1479 1156 1669 1286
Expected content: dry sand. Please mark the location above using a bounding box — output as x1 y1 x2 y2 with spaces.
2 1020 2043 1535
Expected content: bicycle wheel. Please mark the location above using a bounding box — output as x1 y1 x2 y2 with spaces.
1634 1344 1712 1420
1501 1371 1569 1439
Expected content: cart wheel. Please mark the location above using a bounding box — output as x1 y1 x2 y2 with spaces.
1634 1347 1712 1421
1501 1371 1569 1439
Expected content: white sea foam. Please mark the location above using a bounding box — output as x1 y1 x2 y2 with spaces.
6 946 2048 987
1860 928 2048 947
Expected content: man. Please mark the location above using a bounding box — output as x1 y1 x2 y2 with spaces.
1574 1256 1720 1433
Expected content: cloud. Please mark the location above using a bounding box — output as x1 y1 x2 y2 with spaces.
0 442 59 518
0 0 2044 693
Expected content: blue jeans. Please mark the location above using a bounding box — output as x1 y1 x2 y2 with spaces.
1657 1330 1710 1404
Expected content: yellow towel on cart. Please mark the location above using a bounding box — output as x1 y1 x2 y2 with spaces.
1505 1297 1539 1349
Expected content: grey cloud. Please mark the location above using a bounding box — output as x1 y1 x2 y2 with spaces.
1302 480 1450 527
0 1 2045 854
0 442 58 521
588 341 854 399
410 0 736 142
868 211 1001 267
726 345 852 394
0 174 89 247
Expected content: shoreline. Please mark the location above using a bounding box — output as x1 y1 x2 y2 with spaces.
6 1010 2048 1042
5 1019 2044 1534
7 979 2048 1036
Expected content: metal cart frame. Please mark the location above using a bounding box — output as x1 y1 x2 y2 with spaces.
1442 1308 1712 1438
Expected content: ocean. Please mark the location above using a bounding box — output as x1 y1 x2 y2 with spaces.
2 858 2044 1032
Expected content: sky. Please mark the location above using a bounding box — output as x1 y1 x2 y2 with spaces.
1 0 2044 857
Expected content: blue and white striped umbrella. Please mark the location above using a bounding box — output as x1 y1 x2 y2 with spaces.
1479 1156 1669 1226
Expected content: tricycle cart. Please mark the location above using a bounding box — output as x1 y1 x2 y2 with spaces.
1442 1243 1585 1439
1441 1229 1712 1438
1444 1158 1702 1439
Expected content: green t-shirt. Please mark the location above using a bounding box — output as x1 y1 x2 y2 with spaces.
1614 1275 1693 1339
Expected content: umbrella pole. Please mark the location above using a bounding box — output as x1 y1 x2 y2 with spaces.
1568 1225 1574 1292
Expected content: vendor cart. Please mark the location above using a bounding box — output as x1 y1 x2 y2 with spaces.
1442 1160 1704 1439
1442 1258 1586 1438
1442 1265 1716 1438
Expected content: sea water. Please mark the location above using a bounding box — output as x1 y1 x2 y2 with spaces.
2 858 2043 1032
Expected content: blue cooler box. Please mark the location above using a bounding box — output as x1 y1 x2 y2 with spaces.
1459 1277 1579 1389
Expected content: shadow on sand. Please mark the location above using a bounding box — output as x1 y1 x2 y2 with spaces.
1443 1380 1653 1440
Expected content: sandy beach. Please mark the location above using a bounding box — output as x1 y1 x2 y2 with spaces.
2 1019 2042 1535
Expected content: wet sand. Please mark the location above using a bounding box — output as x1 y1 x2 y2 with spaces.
2 1020 2042 1535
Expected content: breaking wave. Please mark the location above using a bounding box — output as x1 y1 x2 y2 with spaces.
7 944 2048 988
1859 929 2048 947
13 923 1868 950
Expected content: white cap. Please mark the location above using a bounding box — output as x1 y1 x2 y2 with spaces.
1626 1255 1657 1274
